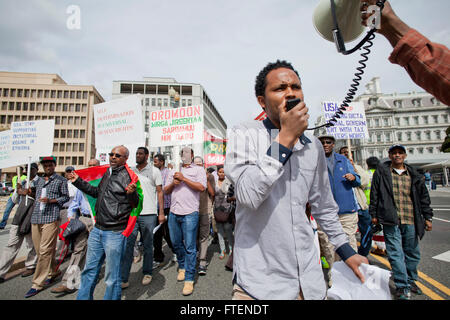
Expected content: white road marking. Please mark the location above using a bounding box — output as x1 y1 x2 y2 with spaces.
434 217 450 223
432 250 450 263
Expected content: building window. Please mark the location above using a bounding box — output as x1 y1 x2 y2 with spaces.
78 157 84 165
386 132 391 142
423 116 429 124
145 98 149 106
70 91 75 99
60 130 66 138
163 98 168 107
418 147 424 154
83 91 88 99
10 88 16 97
377 134 382 143
73 143 78 152
374 118 380 127
181 86 192 95
58 157 64 165
152 98 156 106
187 99 192 106
59 144 65 152
432 115 438 124
413 116 419 125
3 88 9 97
412 98 421 107
80 130 85 138
416 131 421 140
57 91 62 99
427 147 433 154
443 115 448 123
425 131 431 140
51 90 56 98
404 117 410 126
74 130 79 138
65 157 71 165
66 143 72 152
17 89 23 97
406 132 411 141
408 148 414 155
79 143 85 152
64 91 69 99
44 90 49 98
76 91 82 99
435 130 441 140
157 98 162 107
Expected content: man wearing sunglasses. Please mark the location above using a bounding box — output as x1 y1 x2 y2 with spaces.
68 145 139 300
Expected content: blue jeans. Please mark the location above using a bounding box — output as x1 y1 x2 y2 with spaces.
77 226 127 300
357 209 373 257
0 197 15 228
169 211 199 281
121 215 157 283
383 224 421 290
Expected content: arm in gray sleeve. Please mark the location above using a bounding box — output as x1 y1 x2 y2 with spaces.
224 125 285 211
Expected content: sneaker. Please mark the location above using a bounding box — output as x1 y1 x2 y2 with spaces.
409 282 423 295
121 282 129 289
44 269 62 286
182 281 194 296
198 266 207 276
395 288 411 300
219 251 225 260
177 269 185 282
172 254 177 263
152 261 161 270
25 288 42 298
142 275 152 285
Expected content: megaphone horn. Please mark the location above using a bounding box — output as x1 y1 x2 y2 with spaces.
313 0 364 43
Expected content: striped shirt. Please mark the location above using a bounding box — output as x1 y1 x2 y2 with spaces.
31 173 70 225
389 28 450 105
390 167 414 225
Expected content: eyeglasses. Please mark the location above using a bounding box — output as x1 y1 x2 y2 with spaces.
108 153 123 158
321 140 334 145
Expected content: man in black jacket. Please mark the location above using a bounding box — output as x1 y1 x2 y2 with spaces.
68 145 139 300
369 144 433 300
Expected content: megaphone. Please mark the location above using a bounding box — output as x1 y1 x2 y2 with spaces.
313 0 364 43
307 0 386 131
313 0 385 55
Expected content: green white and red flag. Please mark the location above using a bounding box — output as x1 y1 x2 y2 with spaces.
74 164 143 237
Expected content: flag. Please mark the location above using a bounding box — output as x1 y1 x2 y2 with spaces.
74 164 143 237
203 131 227 168
254 111 267 121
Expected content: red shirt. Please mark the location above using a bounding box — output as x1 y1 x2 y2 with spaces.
389 28 450 105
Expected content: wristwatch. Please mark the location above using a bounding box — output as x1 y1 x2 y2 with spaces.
426 217 432 222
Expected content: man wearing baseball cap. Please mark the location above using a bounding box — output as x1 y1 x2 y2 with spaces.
369 144 433 300
25 156 69 298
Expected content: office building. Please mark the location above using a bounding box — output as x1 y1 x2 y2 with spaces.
0 71 104 177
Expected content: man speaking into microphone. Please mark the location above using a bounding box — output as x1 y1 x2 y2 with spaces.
225 60 368 300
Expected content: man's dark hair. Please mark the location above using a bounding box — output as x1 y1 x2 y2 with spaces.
255 60 300 97
339 146 348 154
138 147 149 155
217 164 224 171
366 156 380 169
154 153 165 164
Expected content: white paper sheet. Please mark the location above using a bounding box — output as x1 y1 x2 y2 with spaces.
327 261 392 300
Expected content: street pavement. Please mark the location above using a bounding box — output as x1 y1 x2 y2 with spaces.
0 186 448 300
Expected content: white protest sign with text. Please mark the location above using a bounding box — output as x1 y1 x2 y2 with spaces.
322 101 368 139
93 95 145 165
149 105 204 147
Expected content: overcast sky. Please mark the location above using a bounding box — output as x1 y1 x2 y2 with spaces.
1 0 449 130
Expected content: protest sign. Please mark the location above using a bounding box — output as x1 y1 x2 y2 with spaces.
203 131 226 168
0 120 55 169
149 105 204 147
93 95 145 165
322 101 368 139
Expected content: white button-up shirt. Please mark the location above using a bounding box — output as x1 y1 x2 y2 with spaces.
225 119 353 300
